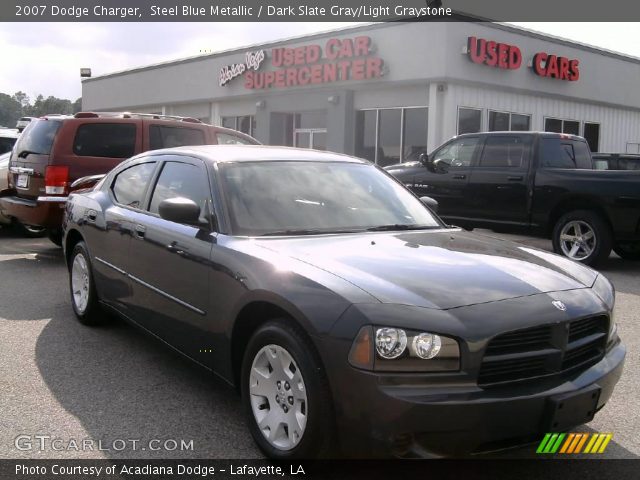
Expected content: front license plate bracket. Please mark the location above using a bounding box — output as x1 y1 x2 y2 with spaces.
543 385 601 431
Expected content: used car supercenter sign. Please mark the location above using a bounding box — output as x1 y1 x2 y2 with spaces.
219 36 385 89
467 36 580 82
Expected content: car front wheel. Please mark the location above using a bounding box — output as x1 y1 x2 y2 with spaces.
552 210 612 266
69 241 106 325
241 320 334 459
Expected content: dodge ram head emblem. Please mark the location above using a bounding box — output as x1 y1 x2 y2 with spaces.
552 300 567 311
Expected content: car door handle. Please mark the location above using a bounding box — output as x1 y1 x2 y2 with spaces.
166 243 186 256
134 224 146 239
507 176 523 181
452 174 466 180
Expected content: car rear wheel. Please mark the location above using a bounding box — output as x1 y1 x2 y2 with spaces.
552 210 612 266
69 241 106 325
614 242 640 261
241 320 334 459
16 222 46 238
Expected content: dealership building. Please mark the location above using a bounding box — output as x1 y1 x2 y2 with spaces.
82 21 640 166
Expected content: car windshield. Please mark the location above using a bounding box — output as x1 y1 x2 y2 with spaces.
219 160 441 236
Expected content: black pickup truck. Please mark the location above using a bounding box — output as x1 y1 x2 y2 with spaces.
386 132 640 266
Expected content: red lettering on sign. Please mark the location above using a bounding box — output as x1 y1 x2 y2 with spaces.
467 36 522 70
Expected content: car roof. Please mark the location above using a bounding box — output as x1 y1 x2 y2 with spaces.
0 128 19 139
137 145 368 164
455 131 585 140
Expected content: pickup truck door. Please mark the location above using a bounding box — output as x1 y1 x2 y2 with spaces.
411 136 481 220
466 134 532 225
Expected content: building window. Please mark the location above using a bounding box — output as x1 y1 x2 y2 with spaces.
221 115 256 137
458 107 482 134
355 107 428 166
544 117 580 136
583 122 600 152
488 111 532 132
626 143 640 154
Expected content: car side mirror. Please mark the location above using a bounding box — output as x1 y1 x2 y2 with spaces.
158 197 201 225
420 196 438 213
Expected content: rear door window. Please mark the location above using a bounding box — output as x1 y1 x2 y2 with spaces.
540 138 591 169
13 119 61 156
73 123 136 158
216 132 255 145
149 125 206 149
111 162 156 208
478 136 527 168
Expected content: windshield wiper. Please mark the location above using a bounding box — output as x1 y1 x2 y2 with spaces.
366 224 440 232
260 228 365 236
18 150 44 159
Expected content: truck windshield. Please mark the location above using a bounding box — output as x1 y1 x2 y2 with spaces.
220 161 442 236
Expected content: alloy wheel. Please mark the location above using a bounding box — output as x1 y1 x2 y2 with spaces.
71 253 90 313
559 220 596 260
249 344 308 450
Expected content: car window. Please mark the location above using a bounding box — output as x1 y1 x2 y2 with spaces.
148 161 211 223
541 138 592 169
73 123 136 158
220 161 440 236
432 137 479 170
0 136 16 154
619 158 640 170
149 125 206 150
216 133 254 145
111 162 156 208
479 136 526 168
13 119 61 156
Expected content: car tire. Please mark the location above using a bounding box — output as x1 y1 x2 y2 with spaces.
552 210 612 266
613 242 640 261
241 319 334 459
48 229 63 247
69 241 106 325
16 222 47 238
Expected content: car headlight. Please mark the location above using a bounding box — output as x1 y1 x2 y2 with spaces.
592 274 615 310
349 326 460 372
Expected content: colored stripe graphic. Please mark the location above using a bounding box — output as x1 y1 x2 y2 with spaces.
538 433 613 454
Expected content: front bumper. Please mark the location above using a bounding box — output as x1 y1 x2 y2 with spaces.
319 337 625 457
0 194 66 229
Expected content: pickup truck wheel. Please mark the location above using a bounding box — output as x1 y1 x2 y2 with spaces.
552 210 612 266
613 242 640 261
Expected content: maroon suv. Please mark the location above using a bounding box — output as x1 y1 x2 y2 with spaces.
0 112 258 245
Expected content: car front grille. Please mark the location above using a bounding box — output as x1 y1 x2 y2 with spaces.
478 315 608 386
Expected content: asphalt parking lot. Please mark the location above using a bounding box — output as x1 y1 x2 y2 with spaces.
0 227 638 459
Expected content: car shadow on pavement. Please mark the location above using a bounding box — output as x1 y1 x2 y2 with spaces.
32 311 262 459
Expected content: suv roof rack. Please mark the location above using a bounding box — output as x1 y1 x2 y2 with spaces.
74 111 203 123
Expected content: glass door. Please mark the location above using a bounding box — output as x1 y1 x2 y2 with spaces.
294 129 327 150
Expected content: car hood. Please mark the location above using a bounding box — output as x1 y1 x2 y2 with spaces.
253 230 597 310
384 161 424 180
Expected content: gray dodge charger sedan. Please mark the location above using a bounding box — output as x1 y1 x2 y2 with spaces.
62 145 624 458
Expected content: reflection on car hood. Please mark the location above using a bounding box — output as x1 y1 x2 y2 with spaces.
254 230 597 309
